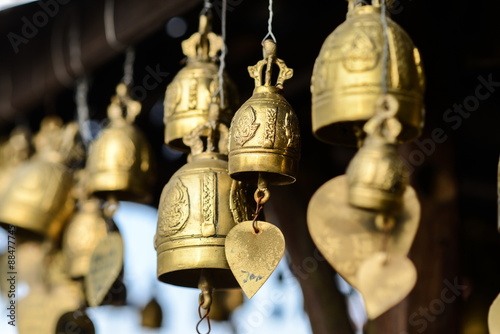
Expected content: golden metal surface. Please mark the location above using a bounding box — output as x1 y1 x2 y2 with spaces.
141 298 163 328
307 175 420 288
0 127 31 198
86 83 155 203
164 13 238 150
210 290 244 322
225 220 285 299
346 95 408 213
357 252 417 319
228 39 300 186
311 3 425 146
155 152 250 289
0 117 80 239
85 232 124 307
489 293 500 334
62 197 108 279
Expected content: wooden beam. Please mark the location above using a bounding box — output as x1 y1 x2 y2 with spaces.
0 0 201 126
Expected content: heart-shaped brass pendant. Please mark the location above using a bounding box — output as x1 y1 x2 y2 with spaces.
307 175 420 288
357 252 417 319
225 220 285 299
85 232 124 307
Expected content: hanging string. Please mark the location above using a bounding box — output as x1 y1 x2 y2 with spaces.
262 0 276 43
380 0 390 95
122 47 135 89
213 0 227 108
75 77 93 148
196 304 211 334
200 0 212 15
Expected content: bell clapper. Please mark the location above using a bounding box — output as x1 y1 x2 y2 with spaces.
196 271 213 334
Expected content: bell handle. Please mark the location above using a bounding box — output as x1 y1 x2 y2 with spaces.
247 39 293 89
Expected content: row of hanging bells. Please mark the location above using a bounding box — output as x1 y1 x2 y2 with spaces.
308 0 424 320
154 6 301 330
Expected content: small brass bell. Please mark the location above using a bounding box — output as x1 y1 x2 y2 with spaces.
56 309 96 334
62 197 108 279
311 0 425 146
86 83 155 203
141 298 163 328
228 39 300 185
346 96 408 213
164 13 238 150
155 151 249 288
0 127 31 197
0 117 80 240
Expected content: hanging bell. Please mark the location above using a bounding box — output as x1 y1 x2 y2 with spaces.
155 150 251 289
164 12 238 150
141 298 163 328
0 117 80 240
86 83 155 203
228 39 300 185
346 95 408 213
62 197 108 279
311 0 425 146
0 127 31 197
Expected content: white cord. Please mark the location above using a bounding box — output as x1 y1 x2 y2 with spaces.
380 0 390 95
212 0 227 107
123 47 135 88
76 77 93 148
262 0 276 43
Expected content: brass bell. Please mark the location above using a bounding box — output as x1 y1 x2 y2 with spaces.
62 197 108 279
0 117 80 240
86 83 155 203
155 151 251 289
164 13 239 150
311 0 425 146
0 127 31 197
228 39 301 185
141 298 163 328
346 96 408 213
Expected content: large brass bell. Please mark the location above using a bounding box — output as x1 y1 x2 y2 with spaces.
164 13 238 150
86 83 155 203
228 39 300 185
311 0 425 146
155 150 250 288
0 117 80 240
346 95 408 213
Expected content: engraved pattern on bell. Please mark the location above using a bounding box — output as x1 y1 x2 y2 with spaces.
228 40 301 185
157 178 190 237
311 4 425 146
155 153 250 289
164 14 239 151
